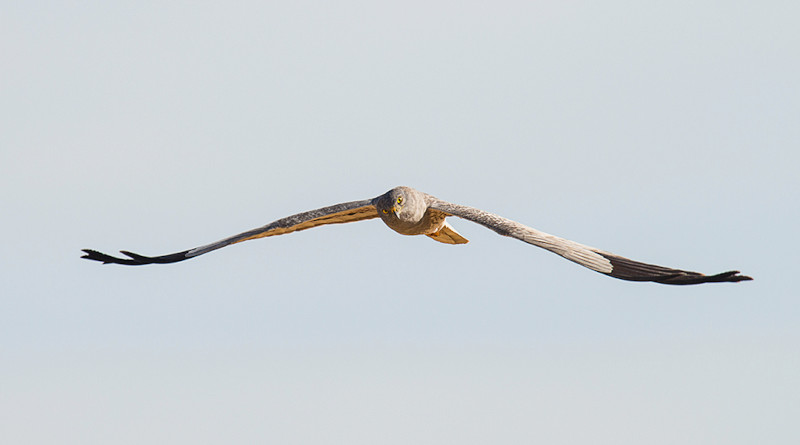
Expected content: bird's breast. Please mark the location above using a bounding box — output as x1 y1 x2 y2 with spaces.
381 209 447 236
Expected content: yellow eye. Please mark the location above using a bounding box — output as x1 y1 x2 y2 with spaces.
397 196 403 204
382 209 388 214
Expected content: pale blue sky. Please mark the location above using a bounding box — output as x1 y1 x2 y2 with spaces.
2 1 798 443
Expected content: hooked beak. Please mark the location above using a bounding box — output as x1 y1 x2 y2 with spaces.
390 206 399 216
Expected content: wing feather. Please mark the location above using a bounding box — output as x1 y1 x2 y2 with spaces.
82 199 379 266
429 200 752 285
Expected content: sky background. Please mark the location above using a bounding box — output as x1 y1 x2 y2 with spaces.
2 1 798 443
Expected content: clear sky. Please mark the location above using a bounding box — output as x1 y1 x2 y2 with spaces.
2 1 798 443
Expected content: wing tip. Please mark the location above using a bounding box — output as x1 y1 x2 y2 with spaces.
599 252 752 285
660 270 753 285
81 248 136 265
80 248 191 266
704 270 753 283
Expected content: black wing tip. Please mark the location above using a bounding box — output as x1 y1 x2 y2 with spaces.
704 270 753 283
81 248 141 265
656 270 753 285
80 248 192 266
80 249 102 263
600 252 753 285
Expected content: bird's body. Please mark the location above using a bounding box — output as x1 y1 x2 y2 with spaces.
376 186 440 235
82 186 752 285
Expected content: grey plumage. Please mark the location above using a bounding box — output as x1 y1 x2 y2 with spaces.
82 186 752 285
428 200 614 274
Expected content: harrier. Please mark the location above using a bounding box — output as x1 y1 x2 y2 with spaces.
82 186 751 285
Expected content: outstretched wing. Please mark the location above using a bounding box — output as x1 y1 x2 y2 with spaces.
82 199 379 265
429 200 751 285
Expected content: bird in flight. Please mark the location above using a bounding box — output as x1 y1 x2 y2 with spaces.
82 186 752 285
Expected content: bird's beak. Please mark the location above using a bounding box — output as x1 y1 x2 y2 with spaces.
390 206 399 216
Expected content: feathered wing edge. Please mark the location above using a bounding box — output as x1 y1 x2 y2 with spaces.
82 199 380 266
597 252 751 284
429 200 752 285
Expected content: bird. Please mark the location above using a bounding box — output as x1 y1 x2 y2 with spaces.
82 186 752 285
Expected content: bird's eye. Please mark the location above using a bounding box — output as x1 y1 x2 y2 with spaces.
397 197 403 204
382 209 388 214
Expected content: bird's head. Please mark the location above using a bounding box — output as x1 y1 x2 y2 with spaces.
376 186 424 223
